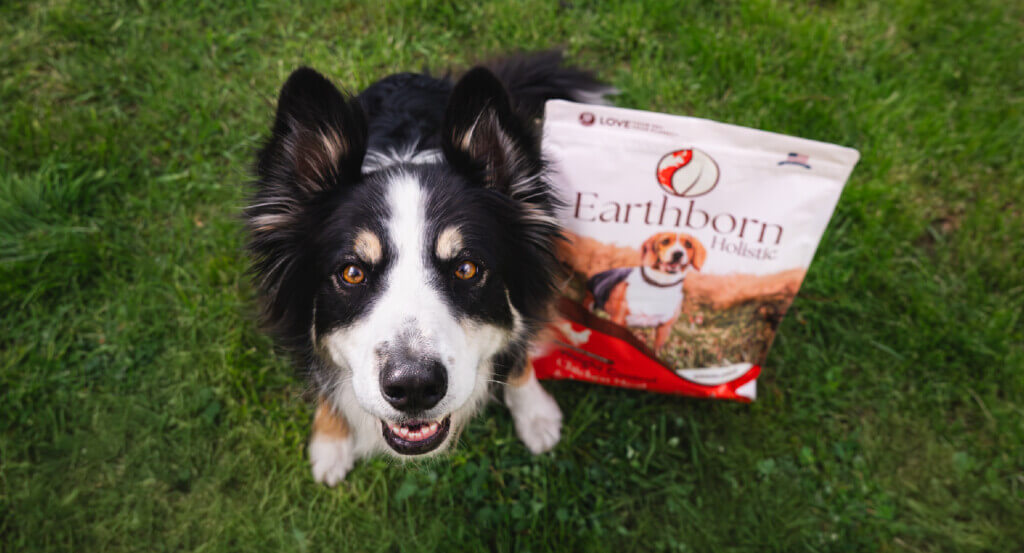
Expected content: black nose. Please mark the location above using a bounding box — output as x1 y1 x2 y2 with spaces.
380 358 448 412
671 250 684 262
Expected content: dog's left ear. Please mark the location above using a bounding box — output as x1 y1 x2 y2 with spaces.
441 67 539 193
442 67 562 324
684 236 707 271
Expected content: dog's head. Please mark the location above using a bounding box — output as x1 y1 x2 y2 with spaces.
640 232 706 274
246 67 561 457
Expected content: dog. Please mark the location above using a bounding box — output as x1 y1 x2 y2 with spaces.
244 52 613 485
585 232 706 351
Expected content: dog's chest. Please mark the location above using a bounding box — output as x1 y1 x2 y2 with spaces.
623 270 683 327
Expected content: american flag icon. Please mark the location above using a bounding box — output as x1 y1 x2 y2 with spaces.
778 152 811 169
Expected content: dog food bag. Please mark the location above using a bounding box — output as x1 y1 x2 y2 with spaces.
532 100 859 402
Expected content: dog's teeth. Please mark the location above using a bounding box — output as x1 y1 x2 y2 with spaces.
386 419 446 443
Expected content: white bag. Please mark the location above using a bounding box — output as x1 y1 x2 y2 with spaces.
532 100 860 401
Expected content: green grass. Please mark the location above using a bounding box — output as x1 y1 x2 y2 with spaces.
1 0 1022 551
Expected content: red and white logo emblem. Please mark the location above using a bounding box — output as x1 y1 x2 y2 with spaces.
656 148 719 198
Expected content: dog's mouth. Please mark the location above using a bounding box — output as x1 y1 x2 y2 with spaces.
381 416 451 455
658 261 683 273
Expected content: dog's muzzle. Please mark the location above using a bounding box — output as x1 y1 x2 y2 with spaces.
378 354 452 455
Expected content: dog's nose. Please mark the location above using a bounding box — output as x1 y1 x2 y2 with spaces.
380 358 448 412
671 250 684 262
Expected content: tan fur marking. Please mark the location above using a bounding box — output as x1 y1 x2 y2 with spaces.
606 281 630 326
507 361 535 388
319 128 347 164
312 399 349 439
251 213 291 232
354 230 383 264
642 231 679 266
435 226 464 259
677 232 706 271
458 120 477 151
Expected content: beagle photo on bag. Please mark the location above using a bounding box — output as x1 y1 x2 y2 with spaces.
585 232 706 351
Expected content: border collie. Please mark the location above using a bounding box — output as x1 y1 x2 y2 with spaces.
245 52 612 485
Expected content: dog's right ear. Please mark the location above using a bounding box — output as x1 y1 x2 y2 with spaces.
640 235 658 267
246 68 367 348
258 67 367 195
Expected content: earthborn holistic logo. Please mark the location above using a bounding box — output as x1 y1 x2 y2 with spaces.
656 148 719 198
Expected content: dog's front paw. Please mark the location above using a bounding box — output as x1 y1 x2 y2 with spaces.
309 435 355 486
514 397 562 454
506 376 563 454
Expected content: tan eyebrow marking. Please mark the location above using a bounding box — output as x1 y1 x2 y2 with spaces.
353 230 383 264
435 226 464 260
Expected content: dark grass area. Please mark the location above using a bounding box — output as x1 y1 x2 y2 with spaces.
2 0 1022 551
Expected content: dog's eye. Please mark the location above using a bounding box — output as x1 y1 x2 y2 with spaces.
684 240 692 249
339 264 365 285
662 238 672 246
454 261 478 280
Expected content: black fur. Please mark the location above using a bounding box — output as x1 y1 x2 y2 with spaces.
481 50 613 119
356 72 451 154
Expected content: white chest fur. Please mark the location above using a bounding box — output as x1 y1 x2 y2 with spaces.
623 268 685 327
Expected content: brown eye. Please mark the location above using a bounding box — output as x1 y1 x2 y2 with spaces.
662 238 672 246
340 264 365 285
684 240 692 249
454 261 477 280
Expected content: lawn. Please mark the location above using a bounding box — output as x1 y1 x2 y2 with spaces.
1 0 1022 551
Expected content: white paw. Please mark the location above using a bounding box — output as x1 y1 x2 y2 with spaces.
309 436 355 486
505 376 563 454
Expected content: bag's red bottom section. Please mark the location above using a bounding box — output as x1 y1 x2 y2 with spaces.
532 314 760 403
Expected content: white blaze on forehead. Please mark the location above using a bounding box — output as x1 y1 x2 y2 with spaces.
385 174 430 294
436 225 464 260
353 229 383 264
